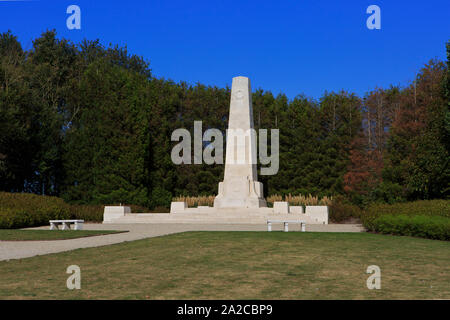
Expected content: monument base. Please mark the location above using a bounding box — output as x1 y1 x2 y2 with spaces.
213 179 267 209
103 204 328 225
213 197 267 209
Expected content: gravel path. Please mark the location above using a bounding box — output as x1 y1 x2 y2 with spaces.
0 223 364 261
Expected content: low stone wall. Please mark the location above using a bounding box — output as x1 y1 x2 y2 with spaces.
305 206 329 224
289 206 304 214
170 202 187 213
168 201 328 223
103 206 131 222
273 201 289 214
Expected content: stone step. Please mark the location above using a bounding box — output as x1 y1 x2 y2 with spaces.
108 213 322 225
122 214 316 220
133 214 278 218
126 213 309 217
109 220 320 225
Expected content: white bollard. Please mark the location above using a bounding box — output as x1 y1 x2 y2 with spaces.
284 222 289 232
267 222 272 232
301 223 306 232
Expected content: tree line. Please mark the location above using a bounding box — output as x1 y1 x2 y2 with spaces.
0 30 448 208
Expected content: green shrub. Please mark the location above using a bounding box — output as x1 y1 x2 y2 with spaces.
0 192 151 228
360 200 450 240
329 196 362 223
370 214 450 241
370 182 405 204
361 200 450 229
0 192 71 228
69 204 103 222
149 187 172 209
128 204 151 213
148 206 170 213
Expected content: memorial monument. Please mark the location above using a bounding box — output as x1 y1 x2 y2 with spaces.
103 76 328 224
214 76 267 209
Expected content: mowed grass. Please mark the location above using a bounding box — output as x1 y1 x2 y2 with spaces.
0 232 449 299
0 229 125 241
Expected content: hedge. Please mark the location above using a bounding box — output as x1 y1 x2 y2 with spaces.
0 192 71 228
370 214 450 241
0 192 150 229
360 200 450 240
329 196 362 223
361 200 450 230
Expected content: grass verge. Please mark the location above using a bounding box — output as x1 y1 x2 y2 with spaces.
0 231 448 299
0 229 126 241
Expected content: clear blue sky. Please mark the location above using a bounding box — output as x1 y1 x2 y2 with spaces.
1 0 449 99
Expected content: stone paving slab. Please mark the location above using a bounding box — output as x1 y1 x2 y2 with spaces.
0 223 364 261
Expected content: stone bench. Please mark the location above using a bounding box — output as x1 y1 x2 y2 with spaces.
267 220 306 232
49 220 84 230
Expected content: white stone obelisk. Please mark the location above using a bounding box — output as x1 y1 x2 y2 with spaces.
214 76 267 208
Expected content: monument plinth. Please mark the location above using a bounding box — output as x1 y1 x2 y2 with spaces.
213 76 267 209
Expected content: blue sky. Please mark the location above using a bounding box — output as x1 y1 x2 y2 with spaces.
0 0 448 99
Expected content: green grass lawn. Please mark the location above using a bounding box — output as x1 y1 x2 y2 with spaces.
0 229 125 241
0 232 449 299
